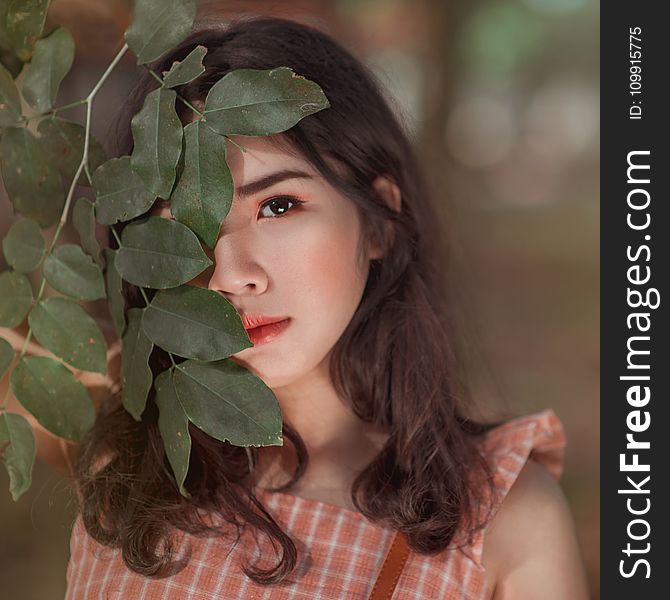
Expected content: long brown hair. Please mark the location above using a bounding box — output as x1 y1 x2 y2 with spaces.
74 16 499 585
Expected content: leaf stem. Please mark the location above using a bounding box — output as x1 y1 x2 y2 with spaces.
142 65 206 120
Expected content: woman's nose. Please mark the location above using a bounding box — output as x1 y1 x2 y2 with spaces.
206 228 269 297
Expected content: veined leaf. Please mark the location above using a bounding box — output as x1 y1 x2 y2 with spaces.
72 197 104 268
154 368 191 497
174 359 283 447
121 308 153 421
204 67 330 136
10 355 95 441
0 62 21 126
43 244 106 300
0 336 14 378
0 412 36 501
170 120 233 249
162 45 206 88
2 218 44 273
0 270 33 327
38 118 107 186
92 156 156 225
102 248 126 337
116 216 212 289
142 285 251 361
5 0 50 62
21 27 75 112
28 297 107 373
130 87 183 199
125 0 197 65
0 126 65 228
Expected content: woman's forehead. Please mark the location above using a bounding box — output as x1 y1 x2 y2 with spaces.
225 134 317 182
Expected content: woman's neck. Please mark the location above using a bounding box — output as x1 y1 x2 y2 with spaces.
252 357 389 505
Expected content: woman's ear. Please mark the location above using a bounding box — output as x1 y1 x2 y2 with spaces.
368 175 402 260
373 174 402 214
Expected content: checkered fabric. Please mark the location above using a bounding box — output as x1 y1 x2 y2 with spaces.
65 409 566 599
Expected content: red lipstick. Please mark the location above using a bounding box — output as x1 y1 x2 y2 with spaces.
241 314 291 346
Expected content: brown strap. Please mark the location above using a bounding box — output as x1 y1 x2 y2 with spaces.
368 530 410 600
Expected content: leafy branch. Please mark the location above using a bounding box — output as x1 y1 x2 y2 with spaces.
0 0 330 502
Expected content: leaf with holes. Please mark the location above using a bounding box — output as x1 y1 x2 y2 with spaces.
92 156 156 225
10 355 95 441
204 67 330 136
162 45 206 88
28 297 107 373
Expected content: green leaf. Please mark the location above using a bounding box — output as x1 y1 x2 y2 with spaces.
102 248 126 337
37 117 107 186
5 0 50 62
174 359 283 447
204 67 330 136
142 285 251 361
10 355 95 441
0 62 21 126
0 126 65 228
121 308 153 421
170 120 233 249
2 218 44 273
0 336 14 378
162 44 206 88
0 270 32 327
130 87 183 199
28 297 107 373
0 412 36 501
92 156 156 225
116 216 212 289
43 244 106 300
154 367 191 497
21 27 74 112
72 197 103 268
124 0 197 65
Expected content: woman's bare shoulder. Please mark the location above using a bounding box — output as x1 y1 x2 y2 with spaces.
481 459 590 600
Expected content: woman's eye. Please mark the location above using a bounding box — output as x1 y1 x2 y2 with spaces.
259 196 304 218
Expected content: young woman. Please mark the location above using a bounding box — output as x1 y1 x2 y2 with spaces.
4 15 589 599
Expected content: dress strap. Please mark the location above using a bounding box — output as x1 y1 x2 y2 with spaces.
368 530 410 600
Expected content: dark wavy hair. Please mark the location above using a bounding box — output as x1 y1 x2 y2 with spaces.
73 15 500 585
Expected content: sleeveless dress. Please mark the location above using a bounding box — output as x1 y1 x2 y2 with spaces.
64 409 566 600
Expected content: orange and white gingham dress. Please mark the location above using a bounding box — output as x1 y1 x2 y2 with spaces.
64 409 566 599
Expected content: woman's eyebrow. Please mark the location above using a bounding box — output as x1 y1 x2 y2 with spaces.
236 169 313 199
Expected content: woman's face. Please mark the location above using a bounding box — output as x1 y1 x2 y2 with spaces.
151 134 375 389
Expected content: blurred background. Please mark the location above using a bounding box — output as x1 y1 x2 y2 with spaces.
0 0 599 598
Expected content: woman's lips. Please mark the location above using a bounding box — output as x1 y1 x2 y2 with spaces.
243 317 291 346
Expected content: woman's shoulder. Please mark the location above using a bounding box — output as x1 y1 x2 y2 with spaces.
474 410 589 599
